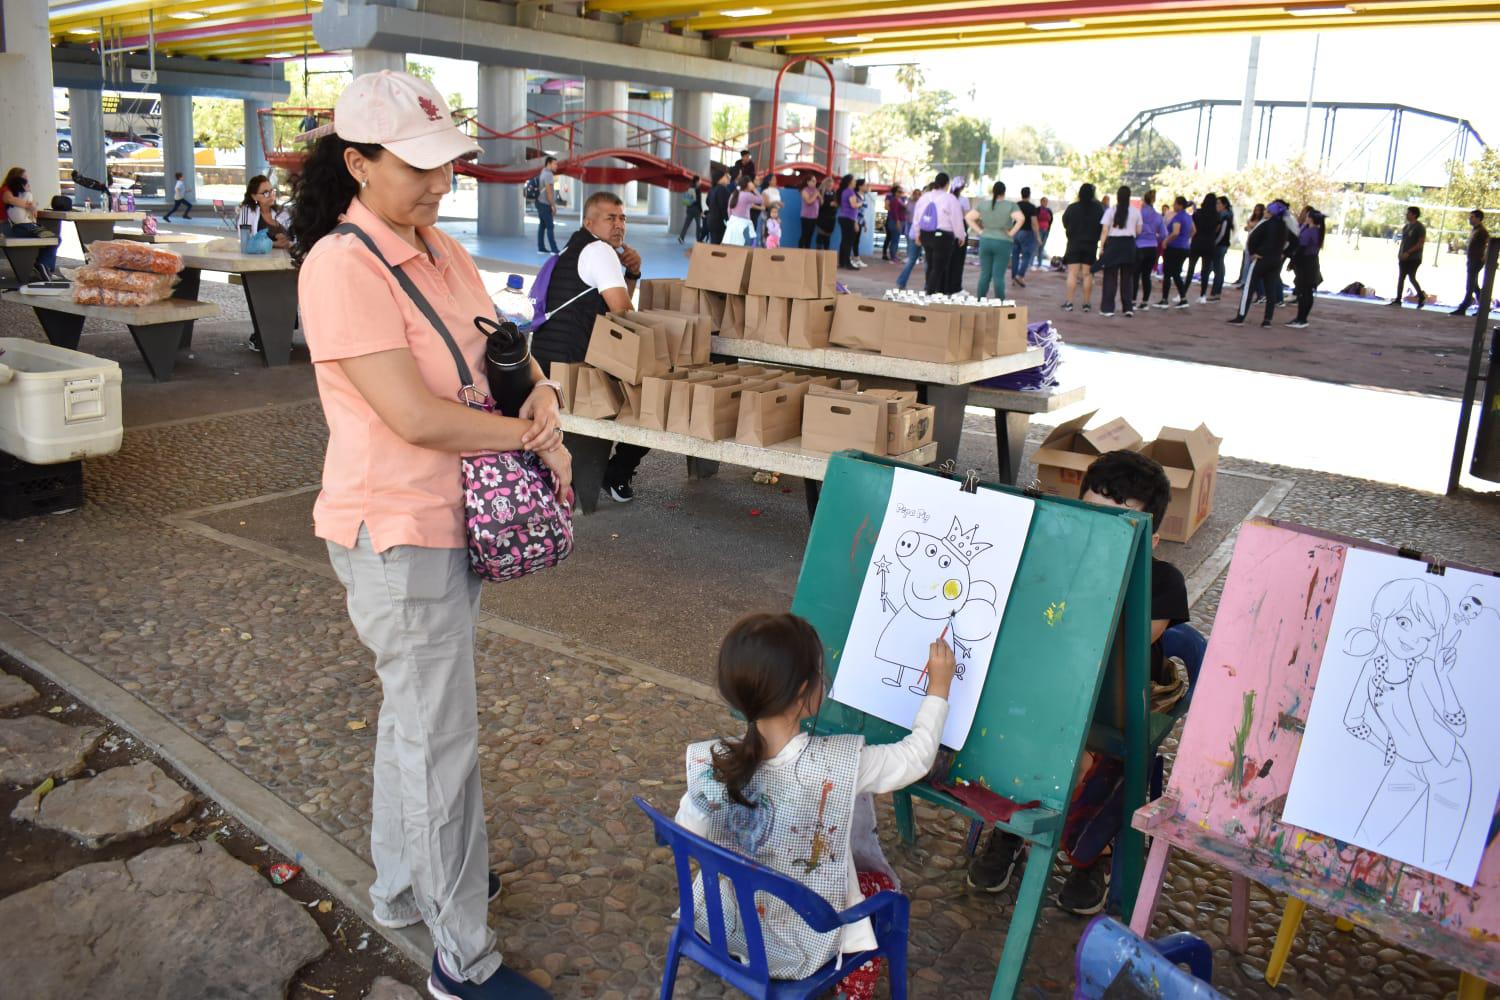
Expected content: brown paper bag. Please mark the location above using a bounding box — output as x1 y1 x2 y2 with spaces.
626 310 694 368
828 297 887 352
547 361 585 413
689 376 748 440
736 383 804 446
572 366 623 419
665 371 719 435
746 248 837 299
638 278 684 312
616 381 644 426
635 309 711 365
685 243 753 294
749 296 791 345
801 386 888 455
638 371 692 431
787 298 837 349
585 313 673 385
881 307 972 363
718 294 747 339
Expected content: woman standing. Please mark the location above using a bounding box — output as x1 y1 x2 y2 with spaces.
1060 183 1104 312
676 175 703 244
2 167 60 281
1158 196 1194 308
1184 193 1218 303
815 176 839 251
1234 202 1266 289
895 183 929 290
724 175 762 246
798 174 820 249
850 177 869 268
1098 185 1142 317
292 71 564 1000
239 174 293 250
1287 206 1325 329
883 185 907 261
835 174 859 269
1134 189 1166 308
966 181 1023 300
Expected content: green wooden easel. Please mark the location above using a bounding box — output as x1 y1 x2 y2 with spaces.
791 452 1154 1000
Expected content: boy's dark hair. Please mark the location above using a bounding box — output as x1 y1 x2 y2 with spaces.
544 156 557 166
711 613 825 808
1408 205 1421 219
1082 450 1172 533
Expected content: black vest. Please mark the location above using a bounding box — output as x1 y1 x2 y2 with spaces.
532 227 608 365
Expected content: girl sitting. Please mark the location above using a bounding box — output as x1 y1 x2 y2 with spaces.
676 612 954 999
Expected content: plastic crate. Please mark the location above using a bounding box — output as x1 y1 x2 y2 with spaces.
0 451 83 519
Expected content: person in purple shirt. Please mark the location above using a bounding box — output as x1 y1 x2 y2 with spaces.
798 174 821 249
1135 190 1167 308
1287 206 1325 328
883 185 908 261
836 173 860 269
1157 196 1195 308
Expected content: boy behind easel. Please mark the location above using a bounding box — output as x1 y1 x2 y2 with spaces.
967 450 1191 916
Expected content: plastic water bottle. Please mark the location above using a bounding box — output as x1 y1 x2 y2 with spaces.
494 274 533 333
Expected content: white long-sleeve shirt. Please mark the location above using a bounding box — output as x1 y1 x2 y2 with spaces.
676 695 949 956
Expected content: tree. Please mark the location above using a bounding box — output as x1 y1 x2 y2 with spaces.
850 103 932 186
406 59 436 82
712 103 749 151
1118 128 1182 183
1447 148 1500 216
269 65 350 149
995 124 1070 167
894 64 926 97
1065 145 1130 194
193 97 245 151
1152 155 1337 218
930 115 996 180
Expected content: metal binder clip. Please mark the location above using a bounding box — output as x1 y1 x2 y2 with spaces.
937 459 958 477
1426 558 1447 577
961 469 981 494
1022 478 1045 498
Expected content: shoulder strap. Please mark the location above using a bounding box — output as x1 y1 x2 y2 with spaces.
331 222 475 390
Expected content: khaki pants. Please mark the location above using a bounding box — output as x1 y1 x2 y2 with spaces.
327 526 501 983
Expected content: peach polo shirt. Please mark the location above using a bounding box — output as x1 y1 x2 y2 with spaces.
300 197 492 553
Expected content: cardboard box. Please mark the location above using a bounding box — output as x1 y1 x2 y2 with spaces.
787 298 837 349
1031 410 1145 498
664 371 721 435
1140 423 1221 542
637 278 684 312
801 384 889 455
584 314 672 385
744 295 791 346
887 402 936 454
685 243 753 294
828 297 888 352
571 366 623 420
882 306 972 363
546 361 585 413
689 377 752 441
746 247 838 299
736 383 804 446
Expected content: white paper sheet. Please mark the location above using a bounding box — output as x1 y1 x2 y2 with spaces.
829 468 1034 749
1282 547 1500 886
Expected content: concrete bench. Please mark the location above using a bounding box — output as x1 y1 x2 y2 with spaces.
560 413 938 516
0 236 60 289
1 292 219 382
966 384 1086 484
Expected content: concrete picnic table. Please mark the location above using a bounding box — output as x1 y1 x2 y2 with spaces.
113 229 203 245
171 239 298 367
37 210 146 249
0 235 59 289
2 291 218 382
709 335 1045 474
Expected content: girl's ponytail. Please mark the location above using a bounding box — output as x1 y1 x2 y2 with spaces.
712 720 766 808
1344 623 1378 658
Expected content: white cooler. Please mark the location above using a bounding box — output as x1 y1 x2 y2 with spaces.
0 338 123 464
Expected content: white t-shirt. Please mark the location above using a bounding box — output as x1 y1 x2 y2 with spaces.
1106 204 1143 238
173 179 186 200
761 185 782 208
576 239 627 293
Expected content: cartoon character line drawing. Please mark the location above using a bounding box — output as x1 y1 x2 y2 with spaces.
1452 584 1499 634
875 518 998 695
1342 578 1470 867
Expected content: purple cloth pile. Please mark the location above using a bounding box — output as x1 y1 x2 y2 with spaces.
977 320 1062 391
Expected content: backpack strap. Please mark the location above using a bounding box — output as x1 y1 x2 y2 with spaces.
331 222 478 395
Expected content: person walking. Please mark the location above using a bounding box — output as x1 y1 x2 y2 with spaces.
1233 202 1266 289
966 181 1023 300
883 184 907 261
163 171 192 221
1451 209 1490 316
911 172 963 295
1034 196 1054 268
724 175 762 246
533 156 561 255
1011 186 1039 287
895 183 929 290
797 174 820 249
1390 205 1427 309
291 70 562 1000
1286 206 1325 328
1134 189 1166 308
677 175 704 244
1098 185 1142 317
815 176 838 251
1159 196 1195 308
706 171 732 245
1060 183 1104 312
1229 199 1295 327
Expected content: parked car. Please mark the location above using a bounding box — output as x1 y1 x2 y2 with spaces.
107 141 146 159
137 132 162 146
57 128 72 156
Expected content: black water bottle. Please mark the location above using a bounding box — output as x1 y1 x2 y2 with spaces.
477 316 534 418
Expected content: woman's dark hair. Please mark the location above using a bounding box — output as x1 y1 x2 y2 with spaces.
1306 207 1326 249
1077 182 1096 203
242 174 271 208
1200 192 1217 216
1141 188 1156 206
290 134 384 266
1250 202 1266 222
1217 195 1231 210
1113 185 1131 229
730 174 753 210
3 167 25 197
1173 196 1188 210
710 613 825 808
1081 449 1172 533
838 173 854 193
854 177 865 192
990 180 1006 208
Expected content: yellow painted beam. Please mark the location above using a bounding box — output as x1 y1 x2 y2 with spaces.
163 34 320 61
51 1 316 34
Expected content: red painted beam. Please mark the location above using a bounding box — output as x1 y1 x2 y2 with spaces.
711 0 1329 38
114 13 311 49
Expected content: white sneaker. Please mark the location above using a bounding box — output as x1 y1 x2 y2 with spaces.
1197 295 1207 304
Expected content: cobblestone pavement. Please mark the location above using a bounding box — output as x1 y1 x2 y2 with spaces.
4 387 1495 998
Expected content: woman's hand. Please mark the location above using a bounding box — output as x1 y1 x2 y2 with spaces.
519 384 562 450
538 442 573 506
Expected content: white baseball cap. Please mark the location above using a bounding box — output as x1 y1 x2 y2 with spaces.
331 70 481 170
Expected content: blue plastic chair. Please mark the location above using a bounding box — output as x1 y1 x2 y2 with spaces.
1075 916 1222 999
634 796 911 1000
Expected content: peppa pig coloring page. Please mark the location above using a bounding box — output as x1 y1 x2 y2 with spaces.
831 469 1035 749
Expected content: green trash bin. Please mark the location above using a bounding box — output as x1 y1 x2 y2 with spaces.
1472 326 1500 483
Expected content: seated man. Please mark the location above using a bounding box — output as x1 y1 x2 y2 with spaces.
531 192 647 502
967 450 1190 917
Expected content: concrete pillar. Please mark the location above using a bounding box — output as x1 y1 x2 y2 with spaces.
649 105 672 220
749 99 777 173
243 99 270 181
832 111 852 177
161 93 197 205
670 89 712 235
477 65 526 239
69 88 107 187
352 49 404 78
815 107 833 176
0 1 59 204
583 77 628 207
